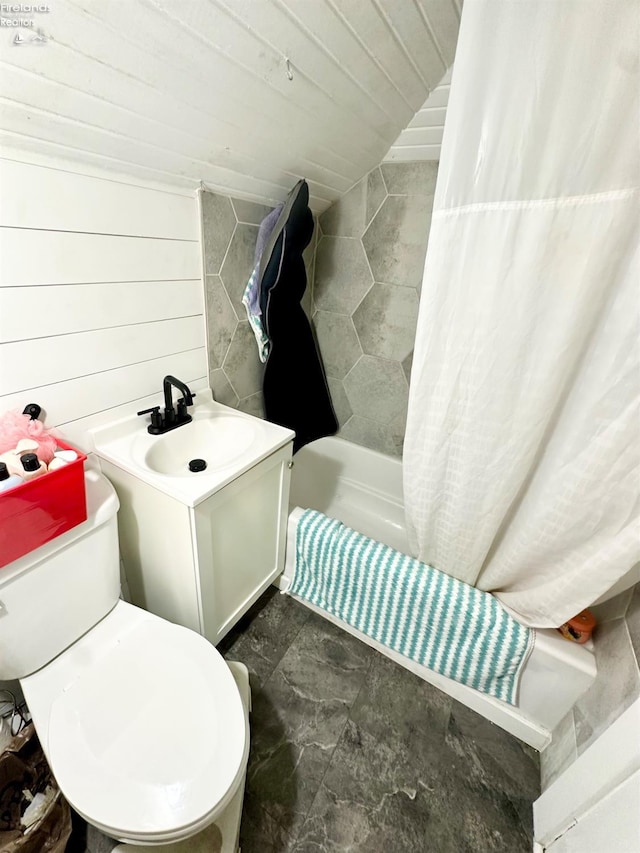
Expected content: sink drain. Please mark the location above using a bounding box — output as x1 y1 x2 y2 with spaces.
188 458 207 472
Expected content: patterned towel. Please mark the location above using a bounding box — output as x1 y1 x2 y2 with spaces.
288 509 533 705
242 264 270 363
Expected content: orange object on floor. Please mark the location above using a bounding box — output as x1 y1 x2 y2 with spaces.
557 609 597 643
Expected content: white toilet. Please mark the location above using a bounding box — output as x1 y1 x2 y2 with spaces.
0 470 250 846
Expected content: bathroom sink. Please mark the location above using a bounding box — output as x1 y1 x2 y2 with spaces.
90 395 295 507
143 415 256 476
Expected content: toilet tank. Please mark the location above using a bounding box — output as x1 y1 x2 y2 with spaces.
0 470 121 680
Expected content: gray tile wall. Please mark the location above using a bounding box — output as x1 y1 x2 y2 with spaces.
200 190 316 417
201 164 436 459
540 582 640 789
314 162 437 457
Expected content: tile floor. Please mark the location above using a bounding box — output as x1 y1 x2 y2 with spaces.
67 587 540 852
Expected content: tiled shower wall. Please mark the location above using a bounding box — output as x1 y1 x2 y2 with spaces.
200 189 315 418
201 163 436 458
540 582 640 789
314 161 437 457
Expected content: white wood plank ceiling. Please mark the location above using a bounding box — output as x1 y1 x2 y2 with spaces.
0 0 460 212
384 66 452 162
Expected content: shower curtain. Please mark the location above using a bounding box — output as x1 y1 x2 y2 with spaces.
403 0 640 628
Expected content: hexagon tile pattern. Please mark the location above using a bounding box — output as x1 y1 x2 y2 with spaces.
314 236 372 315
343 356 408 426
201 164 437 458
201 192 236 275
313 311 362 380
201 190 267 409
312 161 438 457
205 275 237 371
201 189 319 415
221 223 260 320
353 282 418 362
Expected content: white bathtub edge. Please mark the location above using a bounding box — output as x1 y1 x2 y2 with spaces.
280 582 551 750
285 437 600 750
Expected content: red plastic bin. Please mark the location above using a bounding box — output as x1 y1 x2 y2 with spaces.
0 439 88 569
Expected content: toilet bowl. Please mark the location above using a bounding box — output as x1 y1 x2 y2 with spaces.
0 470 249 846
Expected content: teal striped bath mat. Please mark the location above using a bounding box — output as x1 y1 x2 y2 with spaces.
287 509 533 705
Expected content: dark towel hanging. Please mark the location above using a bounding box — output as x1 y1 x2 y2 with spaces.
261 180 337 453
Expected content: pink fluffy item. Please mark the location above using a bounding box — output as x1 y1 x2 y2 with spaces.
0 410 58 464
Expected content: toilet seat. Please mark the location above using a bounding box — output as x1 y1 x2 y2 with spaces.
20 600 249 844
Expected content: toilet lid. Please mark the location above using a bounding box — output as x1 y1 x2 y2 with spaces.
43 609 248 839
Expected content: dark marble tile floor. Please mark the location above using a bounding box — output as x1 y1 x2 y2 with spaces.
67 586 540 852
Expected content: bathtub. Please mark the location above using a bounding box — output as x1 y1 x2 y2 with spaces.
281 436 597 750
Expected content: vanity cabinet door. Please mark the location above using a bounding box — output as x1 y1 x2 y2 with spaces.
192 442 292 644
100 458 202 634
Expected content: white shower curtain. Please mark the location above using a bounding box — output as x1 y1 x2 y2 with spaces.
403 0 640 628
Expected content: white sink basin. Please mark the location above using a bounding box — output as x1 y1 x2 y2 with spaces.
143 415 256 476
90 397 295 507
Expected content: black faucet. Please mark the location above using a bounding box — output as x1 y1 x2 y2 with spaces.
137 375 196 435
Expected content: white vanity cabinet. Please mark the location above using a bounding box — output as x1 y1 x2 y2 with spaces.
99 441 293 645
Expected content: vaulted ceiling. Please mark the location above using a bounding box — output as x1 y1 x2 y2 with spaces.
383 67 451 163
0 0 460 212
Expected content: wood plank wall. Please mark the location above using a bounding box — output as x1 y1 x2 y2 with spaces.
0 156 207 445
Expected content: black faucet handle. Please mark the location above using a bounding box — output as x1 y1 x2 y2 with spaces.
177 393 196 418
137 406 163 429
